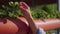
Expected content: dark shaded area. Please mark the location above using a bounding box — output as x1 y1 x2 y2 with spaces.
56 28 60 34
26 0 57 6
0 0 57 8
0 18 7 24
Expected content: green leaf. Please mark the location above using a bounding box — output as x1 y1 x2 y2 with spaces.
15 2 19 6
9 1 14 6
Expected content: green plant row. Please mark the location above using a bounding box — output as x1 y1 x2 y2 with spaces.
0 1 60 18
30 4 60 19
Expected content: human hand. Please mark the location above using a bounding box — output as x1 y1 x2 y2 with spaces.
19 2 31 18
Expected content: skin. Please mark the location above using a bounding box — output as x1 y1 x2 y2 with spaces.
19 2 38 34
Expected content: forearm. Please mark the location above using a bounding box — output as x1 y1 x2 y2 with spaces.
39 21 60 31
25 15 38 34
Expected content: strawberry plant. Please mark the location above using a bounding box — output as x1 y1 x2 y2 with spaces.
0 1 22 18
31 3 60 18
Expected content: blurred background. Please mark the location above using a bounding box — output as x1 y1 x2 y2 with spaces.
0 0 60 34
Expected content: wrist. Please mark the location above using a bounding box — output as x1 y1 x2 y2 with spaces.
24 14 32 20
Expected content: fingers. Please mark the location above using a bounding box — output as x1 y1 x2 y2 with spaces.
19 6 26 13
20 2 30 9
19 2 30 15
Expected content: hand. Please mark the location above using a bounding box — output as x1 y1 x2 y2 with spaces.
19 2 38 34
19 2 31 18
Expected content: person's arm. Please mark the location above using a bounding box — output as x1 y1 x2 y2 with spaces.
19 2 38 34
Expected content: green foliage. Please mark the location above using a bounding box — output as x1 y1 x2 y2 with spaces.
0 2 60 18
9 1 19 7
0 1 22 18
31 9 47 18
46 31 49 34
31 3 60 18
